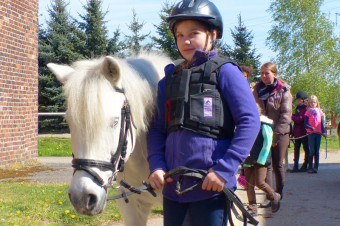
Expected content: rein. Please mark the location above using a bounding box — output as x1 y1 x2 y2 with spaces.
71 86 152 201
164 166 259 226
289 132 328 158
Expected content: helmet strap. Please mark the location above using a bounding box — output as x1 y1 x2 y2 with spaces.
210 28 216 50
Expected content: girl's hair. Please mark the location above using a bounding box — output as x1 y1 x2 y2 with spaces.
261 62 278 74
307 95 320 109
240 65 254 78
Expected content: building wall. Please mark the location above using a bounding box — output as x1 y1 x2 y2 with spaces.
0 0 39 166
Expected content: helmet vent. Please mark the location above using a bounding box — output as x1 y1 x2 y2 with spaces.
178 1 183 8
189 0 195 7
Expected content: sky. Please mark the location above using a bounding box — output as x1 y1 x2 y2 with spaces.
39 0 340 64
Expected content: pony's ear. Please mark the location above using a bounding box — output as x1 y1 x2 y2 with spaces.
101 56 121 84
47 63 75 84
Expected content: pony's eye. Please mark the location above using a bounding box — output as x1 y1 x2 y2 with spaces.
110 117 120 129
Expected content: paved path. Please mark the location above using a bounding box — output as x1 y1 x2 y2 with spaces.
112 149 340 226
5 149 340 225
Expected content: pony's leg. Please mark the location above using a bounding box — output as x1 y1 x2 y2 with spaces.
117 196 154 226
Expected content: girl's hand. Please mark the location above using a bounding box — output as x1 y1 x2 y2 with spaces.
148 170 166 190
313 127 317 132
323 133 327 138
272 142 278 147
202 168 226 192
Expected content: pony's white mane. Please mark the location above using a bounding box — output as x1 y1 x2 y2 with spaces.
63 52 170 140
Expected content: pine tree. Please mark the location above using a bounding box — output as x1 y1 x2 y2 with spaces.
125 9 150 55
107 27 126 56
78 0 109 58
38 0 84 132
152 1 180 60
222 14 261 80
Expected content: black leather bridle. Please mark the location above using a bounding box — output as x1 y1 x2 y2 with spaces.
71 86 134 187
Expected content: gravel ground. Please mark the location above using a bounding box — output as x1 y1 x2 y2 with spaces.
5 148 340 226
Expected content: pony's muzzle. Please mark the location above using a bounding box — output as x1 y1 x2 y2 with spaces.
68 171 107 216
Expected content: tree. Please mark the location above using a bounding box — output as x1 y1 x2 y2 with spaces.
267 0 340 112
78 0 109 58
38 0 85 132
152 1 180 60
222 14 261 80
125 9 151 55
107 27 126 56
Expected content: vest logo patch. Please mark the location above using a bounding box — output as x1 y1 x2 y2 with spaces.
204 97 213 117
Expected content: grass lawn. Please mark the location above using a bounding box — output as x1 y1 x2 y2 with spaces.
0 136 163 225
39 135 339 157
0 182 123 225
38 137 72 157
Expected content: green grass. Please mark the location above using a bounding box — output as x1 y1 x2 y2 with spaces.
0 136 163 225
0 182 162 225
38 137 72 157
38 135 338 157
0 182 122 225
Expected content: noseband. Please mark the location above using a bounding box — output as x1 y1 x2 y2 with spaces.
71 86 134 187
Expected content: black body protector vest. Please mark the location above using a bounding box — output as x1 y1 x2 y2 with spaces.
165 56 237 139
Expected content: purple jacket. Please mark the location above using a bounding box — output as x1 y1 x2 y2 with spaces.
292 102 308 137
147 50 260 203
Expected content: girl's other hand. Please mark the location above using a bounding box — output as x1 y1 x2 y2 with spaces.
202 168 226 192
323 133 327 138
272 142 278 147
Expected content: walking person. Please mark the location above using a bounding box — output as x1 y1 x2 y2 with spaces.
291 91 310 172
304 95 326 174
252 62 292 202
147 0 260 225
243 113 281 216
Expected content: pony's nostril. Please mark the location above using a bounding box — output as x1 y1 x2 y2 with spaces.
87 194 97 210
68 192 72 202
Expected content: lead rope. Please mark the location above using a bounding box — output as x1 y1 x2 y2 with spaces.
289 132 328 159
164 166 259 226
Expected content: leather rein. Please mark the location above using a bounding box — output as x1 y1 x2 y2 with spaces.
71 86 155 201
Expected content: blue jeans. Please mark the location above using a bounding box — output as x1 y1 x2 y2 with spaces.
308 133 322 157
163 194 230 226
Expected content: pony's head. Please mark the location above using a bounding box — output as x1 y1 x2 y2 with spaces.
47 56 138 215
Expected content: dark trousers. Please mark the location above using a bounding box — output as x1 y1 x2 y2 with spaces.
265 134 290 195
308 133 322 169
163 194 229 226
293 136 309 167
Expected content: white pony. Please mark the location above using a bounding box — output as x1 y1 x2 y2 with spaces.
47 52 172 226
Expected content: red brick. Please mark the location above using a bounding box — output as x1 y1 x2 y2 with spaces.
0 0 38 167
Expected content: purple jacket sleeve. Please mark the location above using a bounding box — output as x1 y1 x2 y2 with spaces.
212 63 261 182
147 77 168 175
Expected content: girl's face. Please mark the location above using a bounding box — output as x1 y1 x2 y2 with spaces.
175 20 214 62
296 99 304 105
260 66 277 85
310 99 318 108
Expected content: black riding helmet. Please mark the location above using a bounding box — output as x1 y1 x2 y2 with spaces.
295 91 308 100
167 0 223 39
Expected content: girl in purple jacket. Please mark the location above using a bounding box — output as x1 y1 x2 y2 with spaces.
147 0 260 225
291 91 310 172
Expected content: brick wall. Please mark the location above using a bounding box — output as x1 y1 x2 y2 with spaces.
0 0 39 166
